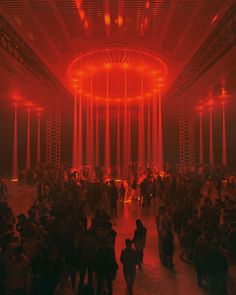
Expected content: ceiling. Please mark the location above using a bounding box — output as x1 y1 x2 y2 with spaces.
0 0 235 107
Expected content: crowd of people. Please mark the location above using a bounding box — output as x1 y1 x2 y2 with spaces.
0 163 235 295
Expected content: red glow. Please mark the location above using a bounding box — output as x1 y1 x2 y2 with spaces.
199 111 203 164
78 82 83 167
104 14 111 26
138 74 145 165
220 86 228 103
207 98 214 107
152 82 158 166
209 109 214 165
69 49 168 171
158 90 163 171
123 69 128 175
79 9 85 21
197 105 204 114
12 94 21 101
104 63 112 69
222 102 227 166
37 112 41 163
95 103 99 166
25 101 34 108
84 19 89 29
117 15 123 27
147 99 151 164
67 48 168 103
105 70 111 171
12 103 18 179
89 73 94 165
73 88 78 168
145 1 150 9
26 109 31 169
86 97 90 164
116 104 121 176
211 14 218 24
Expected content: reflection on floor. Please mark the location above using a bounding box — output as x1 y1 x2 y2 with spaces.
6 181 236 295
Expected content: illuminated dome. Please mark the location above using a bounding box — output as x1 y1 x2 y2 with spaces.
68 48 168 103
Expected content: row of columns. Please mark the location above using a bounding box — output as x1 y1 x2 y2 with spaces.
198 101 227 166
72 82 164 174
12 104 41 179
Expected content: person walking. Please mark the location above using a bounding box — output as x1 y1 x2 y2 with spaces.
132 219 147 269
120 239 138 295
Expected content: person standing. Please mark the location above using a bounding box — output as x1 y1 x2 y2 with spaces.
162 222 174 268
132 219 147 269
207 240 228 295
109 181 118 218
5 247 30 295
140 178 148 207
120 239 138 295
94 243 118 295
119 183 126 202
193 235 210 287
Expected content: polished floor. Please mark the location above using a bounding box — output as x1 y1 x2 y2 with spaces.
6 181 236 295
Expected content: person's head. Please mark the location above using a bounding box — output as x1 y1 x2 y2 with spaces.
17 213 26 221
136 219 142 228
125 239 132 248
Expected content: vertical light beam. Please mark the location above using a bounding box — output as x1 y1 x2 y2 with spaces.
138 72 145 165
199 112 203 165
105 69 110 171
73 87 78 168
95 103 99 166
86 96 90 165
209 108 214 166
147 98 151 165
89 72 94 165
123 68 128 175
222 102 227 166
116 103 121 177
128 101 131 167
37 112 41 163
26 108 31 169
158 89 163 171
12 103 18 179
152 79 157 166
78 82 83 167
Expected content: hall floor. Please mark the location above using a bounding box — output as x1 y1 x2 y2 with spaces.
5 181 236 295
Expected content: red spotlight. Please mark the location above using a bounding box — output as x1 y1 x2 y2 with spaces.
211 14 218 24
197 105 204 115
12 94 21 101
84 19 89 29
25 101 34 108
77 71 84 77
145 1 150 9
220 86 227 97
88 66 96 72
207 99 214 106
117 15 123 27
104 14 111 26
72 79 79 88
122 63 129 69
104 63 112 69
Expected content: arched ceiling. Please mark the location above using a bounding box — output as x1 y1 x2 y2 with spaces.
0 0 235 107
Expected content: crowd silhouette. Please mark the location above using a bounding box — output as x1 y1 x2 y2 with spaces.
0 163 235 294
